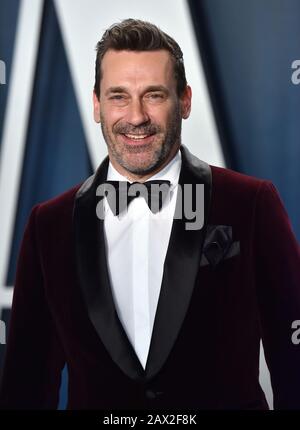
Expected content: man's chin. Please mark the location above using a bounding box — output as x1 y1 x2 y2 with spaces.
121 160 157 176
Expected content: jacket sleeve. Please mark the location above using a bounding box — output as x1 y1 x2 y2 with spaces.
0 205 66 410
254 181 300 410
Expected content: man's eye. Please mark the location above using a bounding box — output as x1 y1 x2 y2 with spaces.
144 92 166 103
148 93 164 99
109 95 125 100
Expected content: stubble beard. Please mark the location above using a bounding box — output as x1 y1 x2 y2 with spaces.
100 104 182 176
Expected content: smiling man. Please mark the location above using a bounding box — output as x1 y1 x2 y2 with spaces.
0 19 300 411
93 41 191 179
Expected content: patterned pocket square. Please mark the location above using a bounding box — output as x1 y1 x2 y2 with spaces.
200 225 240 268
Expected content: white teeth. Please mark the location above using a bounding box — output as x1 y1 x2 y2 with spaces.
124 134 149 140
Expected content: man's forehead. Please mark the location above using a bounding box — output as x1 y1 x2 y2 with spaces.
100 49 175 88
101 49 173 73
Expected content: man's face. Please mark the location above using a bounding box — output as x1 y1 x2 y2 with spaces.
93 49 191 178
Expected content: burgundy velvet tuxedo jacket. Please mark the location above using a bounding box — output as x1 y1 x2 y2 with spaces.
1 145 300 410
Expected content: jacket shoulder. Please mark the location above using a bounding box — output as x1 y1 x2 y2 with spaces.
210 166 274 201
210 165 268 197
34 184 82 223
208 165 276 222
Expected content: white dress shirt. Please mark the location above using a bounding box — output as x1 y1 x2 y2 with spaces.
103 149 182 369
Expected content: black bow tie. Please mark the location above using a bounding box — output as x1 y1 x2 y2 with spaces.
103 180 171 216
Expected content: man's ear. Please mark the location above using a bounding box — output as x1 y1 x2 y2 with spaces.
180 85 192 119
93 91 101 123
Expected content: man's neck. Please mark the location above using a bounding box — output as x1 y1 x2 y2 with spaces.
108 144 181 183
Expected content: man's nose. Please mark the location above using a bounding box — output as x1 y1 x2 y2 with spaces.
126 99 149 126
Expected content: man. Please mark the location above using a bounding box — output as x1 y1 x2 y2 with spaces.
0 18 300 410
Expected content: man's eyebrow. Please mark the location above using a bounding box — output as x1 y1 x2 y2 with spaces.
144 85 169 94
105 86 127 96
104 85 170 96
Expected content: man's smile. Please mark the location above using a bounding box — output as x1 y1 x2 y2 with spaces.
118 132 156 146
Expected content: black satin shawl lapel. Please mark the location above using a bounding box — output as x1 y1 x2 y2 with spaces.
74 156 145 380
144 145 212 379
